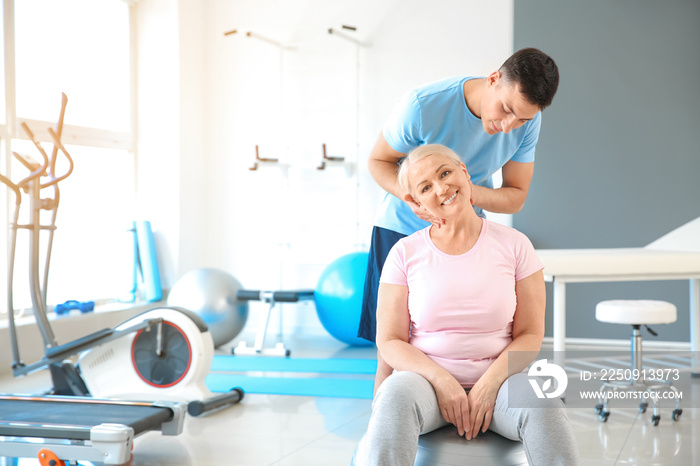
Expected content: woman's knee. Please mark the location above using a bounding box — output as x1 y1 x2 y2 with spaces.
496 374 572 435
375 371 432 405
524 400 569 427
368 371 437 436
373 371 437 419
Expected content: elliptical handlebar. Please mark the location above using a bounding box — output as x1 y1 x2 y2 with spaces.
1 93 73 363
48 93 68 176
17 122 50 189
0 173 21 204
8 94 73 192
41 127 74 188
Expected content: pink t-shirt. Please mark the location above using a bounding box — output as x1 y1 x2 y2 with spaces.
380 219 543 387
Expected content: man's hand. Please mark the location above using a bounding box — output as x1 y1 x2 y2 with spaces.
403 194 446 228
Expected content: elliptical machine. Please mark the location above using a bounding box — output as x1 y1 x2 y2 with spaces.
1 94 241 416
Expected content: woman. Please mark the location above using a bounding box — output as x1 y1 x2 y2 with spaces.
353 144 579 465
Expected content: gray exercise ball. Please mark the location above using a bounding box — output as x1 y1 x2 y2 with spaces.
416 426 527 466
167 268 249 347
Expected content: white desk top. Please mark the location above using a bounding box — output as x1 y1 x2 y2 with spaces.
536 248 700 283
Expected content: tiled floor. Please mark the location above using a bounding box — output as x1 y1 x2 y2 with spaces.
1 332 698 465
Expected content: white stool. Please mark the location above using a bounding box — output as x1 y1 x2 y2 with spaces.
416 426 527 466
594 299 682 426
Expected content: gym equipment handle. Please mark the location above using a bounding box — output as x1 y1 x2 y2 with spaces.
187 388 244 416
236 289 314 303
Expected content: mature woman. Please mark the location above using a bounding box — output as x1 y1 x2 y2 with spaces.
353 144 579 465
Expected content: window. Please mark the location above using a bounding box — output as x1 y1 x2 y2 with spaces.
2 0 135 313
15 0 131 131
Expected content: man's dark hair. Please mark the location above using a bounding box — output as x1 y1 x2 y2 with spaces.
499 48 559 110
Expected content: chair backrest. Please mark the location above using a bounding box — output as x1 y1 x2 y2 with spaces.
645 216 700 252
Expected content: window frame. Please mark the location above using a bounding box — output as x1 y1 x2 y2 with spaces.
2 1 136 150
1 0 137 312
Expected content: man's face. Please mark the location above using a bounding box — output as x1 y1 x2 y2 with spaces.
480 71 540 135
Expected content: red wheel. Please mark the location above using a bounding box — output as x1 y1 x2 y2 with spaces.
131 321 192 388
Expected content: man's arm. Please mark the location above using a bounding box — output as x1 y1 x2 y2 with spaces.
367 132 406 198
368 132 445 226
470 160 534 214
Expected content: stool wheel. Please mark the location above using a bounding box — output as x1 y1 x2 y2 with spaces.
651 414 660 426
639 402 648 413
594 403 604 414
672 409 682 421
599 411 610 423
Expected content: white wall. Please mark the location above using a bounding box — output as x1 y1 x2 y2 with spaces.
135 0 182 289
135 0 209 289
138 0 514 336
176 0 209 277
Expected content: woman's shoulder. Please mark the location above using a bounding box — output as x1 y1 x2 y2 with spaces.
484 220 533 246
393 227 431 253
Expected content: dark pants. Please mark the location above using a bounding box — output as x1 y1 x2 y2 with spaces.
358 226 407 342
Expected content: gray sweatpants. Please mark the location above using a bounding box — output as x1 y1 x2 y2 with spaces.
352 371 580 466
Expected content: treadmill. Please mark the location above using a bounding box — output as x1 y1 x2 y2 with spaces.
0 394 185 465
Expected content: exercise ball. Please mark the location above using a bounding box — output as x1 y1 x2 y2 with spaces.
416 426 527 465
167 268 249 347
315 252 373 347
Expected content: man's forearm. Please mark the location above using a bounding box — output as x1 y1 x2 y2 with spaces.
368 157 404 199
471 184 528 214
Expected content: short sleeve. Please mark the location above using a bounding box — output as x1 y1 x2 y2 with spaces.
379 241 408 287
513 231 544 282
509 112 541 163
382 91 423 154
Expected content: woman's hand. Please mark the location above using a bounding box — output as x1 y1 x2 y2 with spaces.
465 376 501 440
433 373 471 437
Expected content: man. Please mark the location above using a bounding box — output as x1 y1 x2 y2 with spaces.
358 48 559 392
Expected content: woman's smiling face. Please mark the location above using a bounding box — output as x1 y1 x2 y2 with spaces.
408 154 472 219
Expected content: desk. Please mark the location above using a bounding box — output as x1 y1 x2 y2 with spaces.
537 248 700 355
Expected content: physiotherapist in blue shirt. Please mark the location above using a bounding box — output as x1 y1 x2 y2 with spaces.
358 48 560 394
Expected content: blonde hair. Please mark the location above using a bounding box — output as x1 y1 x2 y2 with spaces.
397 144 463 196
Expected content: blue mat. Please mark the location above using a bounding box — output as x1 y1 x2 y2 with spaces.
210 355 377 374
207 356 377 399
206 373 373 399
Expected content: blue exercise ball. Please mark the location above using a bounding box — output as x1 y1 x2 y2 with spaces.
167 268 249 347
315 252 374 347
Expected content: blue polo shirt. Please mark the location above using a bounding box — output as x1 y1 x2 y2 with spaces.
375 76 541 235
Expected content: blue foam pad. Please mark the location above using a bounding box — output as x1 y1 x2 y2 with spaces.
206 373 373 399
211 356 377 374
134 221 162 302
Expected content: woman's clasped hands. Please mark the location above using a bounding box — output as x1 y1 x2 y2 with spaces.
434 372 500 440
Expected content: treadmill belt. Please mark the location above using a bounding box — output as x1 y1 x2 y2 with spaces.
0 397 173 440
